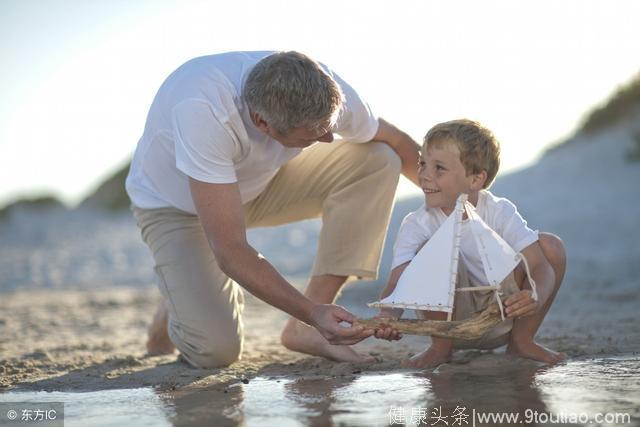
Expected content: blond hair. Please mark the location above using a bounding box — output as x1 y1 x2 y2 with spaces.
423 119 501 188
243 51 344 135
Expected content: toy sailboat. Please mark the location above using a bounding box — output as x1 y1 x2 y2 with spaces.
355 194 538 340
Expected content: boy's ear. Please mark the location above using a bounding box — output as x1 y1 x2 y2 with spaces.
470 170 488 190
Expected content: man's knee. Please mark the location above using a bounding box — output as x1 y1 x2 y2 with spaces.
185 338 242 369
365 142 402 175
171 327 243 369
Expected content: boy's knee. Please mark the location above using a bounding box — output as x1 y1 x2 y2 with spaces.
538 232 566 268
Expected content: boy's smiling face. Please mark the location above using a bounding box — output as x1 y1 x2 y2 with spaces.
419 140 484 215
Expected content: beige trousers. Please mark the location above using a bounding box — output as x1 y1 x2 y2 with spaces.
133 141 401 368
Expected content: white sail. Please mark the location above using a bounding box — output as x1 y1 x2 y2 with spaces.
465 202 520 286
368 194 467 312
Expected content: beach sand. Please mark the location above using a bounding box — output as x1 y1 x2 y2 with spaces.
0 285 426 393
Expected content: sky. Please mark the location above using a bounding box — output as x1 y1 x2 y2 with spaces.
1 0 639 208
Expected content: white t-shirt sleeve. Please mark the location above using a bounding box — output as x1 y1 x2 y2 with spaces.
331 73 379 143
172 99 239 184
495 198 539 253
391 210 431 269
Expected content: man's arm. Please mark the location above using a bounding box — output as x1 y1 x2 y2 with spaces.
371 118 421 186
504 241 555 318
189 177 373 344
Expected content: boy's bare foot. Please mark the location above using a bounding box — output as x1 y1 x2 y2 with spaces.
401 345 453 369
281 319 375 363
146 300 176 355
506 340 566 364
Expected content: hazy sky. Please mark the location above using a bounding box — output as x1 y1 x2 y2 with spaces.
1 0 639 207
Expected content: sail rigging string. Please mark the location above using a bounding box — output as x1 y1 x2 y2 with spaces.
517 253 539 302
456 252 538 321
495 291 506 321
455 284 506 320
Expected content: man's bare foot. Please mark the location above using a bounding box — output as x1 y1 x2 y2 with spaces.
281 319 375 363
401 345 452 369
506 340 566 364
146 300 176 355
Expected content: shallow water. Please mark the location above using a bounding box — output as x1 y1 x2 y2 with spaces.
0 388 172 427
1 355 638 426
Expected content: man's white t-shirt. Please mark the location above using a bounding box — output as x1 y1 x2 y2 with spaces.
392 190 539 286
126 51 379 214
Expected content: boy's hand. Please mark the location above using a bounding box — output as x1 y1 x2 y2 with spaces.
504 290 539 318
372 309 403 341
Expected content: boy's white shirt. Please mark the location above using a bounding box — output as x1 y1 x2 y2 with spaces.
392 190 539 287
125 51 379 214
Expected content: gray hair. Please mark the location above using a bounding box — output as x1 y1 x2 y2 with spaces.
243 51 344 135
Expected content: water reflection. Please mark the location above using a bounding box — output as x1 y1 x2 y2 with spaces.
0 388 173 427
159 373 431 426
3 355 637 426
162 361 547 426
282 375 355 426
537 356 640 422
420 357 550 426
285 373 432 426
161 355 639 426
166 383 244 426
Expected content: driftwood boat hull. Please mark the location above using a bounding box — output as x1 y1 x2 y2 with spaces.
354 300 504 341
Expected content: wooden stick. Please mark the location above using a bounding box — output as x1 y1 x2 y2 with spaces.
353 300 504 341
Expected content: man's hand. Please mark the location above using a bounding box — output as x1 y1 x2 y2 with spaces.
504 290 539 318
309 304 374 345
372 309 403 341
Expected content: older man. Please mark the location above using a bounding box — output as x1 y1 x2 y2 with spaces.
126 51 420 368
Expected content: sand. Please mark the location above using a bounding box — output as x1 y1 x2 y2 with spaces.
1 273 636 394
0 286 424 393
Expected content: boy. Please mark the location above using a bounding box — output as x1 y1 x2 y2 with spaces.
374 119 567 368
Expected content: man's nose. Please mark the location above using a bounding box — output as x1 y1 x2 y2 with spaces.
317 131 334 143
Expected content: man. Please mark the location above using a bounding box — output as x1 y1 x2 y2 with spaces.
126 51 420 368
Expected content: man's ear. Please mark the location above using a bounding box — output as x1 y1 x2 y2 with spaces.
251 112 271 134
470 170 487 190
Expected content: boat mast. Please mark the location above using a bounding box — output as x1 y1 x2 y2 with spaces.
446 195 467 321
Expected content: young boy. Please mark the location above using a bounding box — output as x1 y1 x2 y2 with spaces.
374 119 567 368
